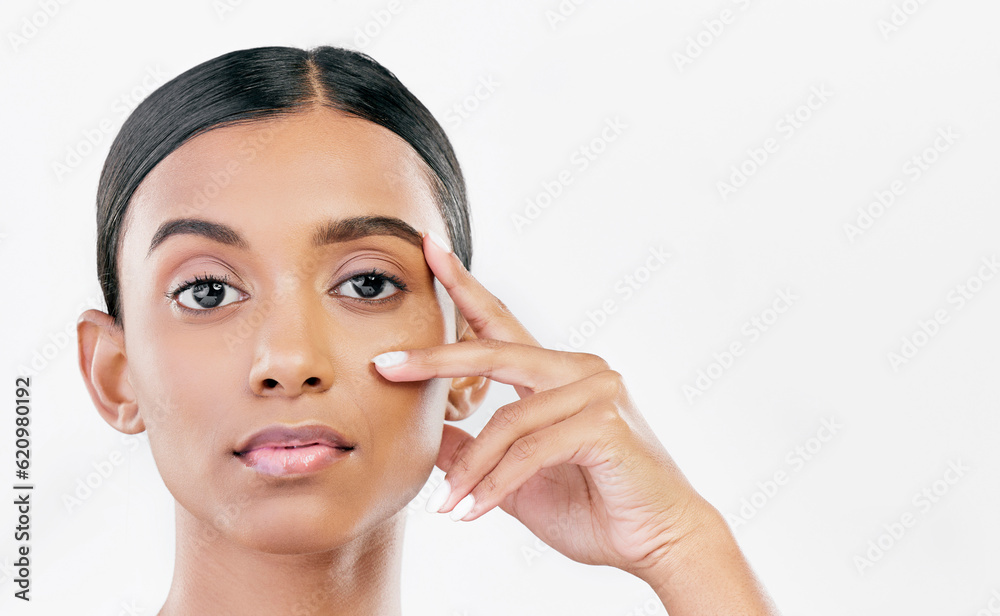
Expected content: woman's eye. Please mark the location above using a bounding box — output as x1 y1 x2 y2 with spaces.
176 280 243 311
335 272 402 302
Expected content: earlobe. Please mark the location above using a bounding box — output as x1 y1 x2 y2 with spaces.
76 309 145 435
444 315 490 421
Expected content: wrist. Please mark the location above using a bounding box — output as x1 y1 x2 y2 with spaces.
626 497 729 591
628 500 780 616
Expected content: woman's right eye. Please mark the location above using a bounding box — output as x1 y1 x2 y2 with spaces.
173 277 245 312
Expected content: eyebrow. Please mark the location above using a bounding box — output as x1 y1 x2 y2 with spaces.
146 215 423 258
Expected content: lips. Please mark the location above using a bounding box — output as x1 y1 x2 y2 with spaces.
234 424 356 477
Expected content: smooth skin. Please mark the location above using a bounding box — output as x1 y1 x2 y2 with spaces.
76 106 778 615
382 231 782 616
78 109 485 616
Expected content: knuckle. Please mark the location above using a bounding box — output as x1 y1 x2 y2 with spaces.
469 339 505 380
480 355 498 380
449 439 473 474
571 352 610 374
587 353 612 372
493 402 524 430
594 403 622 430
491 295 514 318
478 337 506 351
416 345 436 367
510 434 538 462
480 472 499 495
595 369 625 396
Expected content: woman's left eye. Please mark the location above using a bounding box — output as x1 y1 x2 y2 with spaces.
333 270 406 303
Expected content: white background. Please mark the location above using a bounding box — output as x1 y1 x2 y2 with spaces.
1 1 999 614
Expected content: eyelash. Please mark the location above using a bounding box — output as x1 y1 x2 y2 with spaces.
164 269 409 315
332 268 409 305
165 273 236 316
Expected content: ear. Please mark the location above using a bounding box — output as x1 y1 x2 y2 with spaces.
76 309 145 435
444 315 490 421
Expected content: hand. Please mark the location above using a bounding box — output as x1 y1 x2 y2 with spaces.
370 230 717 579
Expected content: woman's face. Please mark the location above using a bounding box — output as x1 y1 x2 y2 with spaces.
115 107 456 553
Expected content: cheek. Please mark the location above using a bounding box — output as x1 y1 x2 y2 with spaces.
125 329 238 504
352 301 452 506
130 330 236 434
361 375 451 511
378 277 457 351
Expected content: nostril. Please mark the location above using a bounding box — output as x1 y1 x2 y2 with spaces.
259 377 322 391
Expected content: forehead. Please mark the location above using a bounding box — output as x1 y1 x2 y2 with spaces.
120 106 441 258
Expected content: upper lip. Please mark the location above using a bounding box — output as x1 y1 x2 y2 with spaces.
234 423 356 455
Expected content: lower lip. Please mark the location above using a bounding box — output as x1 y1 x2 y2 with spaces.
236 444 352 476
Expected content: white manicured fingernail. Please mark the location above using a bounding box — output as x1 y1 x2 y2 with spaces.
450 493 475 521
425 479 451 513
372 351 408 368
426 230 452 254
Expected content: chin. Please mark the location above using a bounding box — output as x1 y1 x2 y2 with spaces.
222 493 400 555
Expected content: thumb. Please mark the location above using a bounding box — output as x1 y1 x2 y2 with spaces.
436 423 475 472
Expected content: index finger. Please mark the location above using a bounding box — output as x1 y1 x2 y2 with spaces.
421 229 540 347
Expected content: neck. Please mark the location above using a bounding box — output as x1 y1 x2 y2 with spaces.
158 501 405 616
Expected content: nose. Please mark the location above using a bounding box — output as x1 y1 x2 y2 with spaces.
247 288 336 397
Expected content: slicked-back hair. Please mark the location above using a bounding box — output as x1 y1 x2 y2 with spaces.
96 45 471 326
